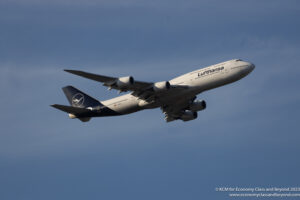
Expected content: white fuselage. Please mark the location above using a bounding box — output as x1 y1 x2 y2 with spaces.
100 59 255 115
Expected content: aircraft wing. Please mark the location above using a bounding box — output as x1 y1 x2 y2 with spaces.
64 70 152 91
64 69 188 102
160 96 196 122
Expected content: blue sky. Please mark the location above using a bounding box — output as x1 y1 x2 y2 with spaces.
0 0 300 199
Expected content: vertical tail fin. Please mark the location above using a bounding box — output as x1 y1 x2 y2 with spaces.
62 86 102 108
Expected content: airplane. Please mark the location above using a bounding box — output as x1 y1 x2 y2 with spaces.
51 59 255 122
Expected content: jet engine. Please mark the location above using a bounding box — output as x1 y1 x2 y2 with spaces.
153 81 170 92
180 110 198 121
116 76 134 88
189 100 206 112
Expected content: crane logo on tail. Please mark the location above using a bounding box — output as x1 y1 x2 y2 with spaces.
72 93 84 107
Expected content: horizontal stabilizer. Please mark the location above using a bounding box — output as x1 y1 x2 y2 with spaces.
51 104 92 115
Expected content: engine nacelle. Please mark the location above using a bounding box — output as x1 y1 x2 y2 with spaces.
153 81 170 92
189 100 206 112
181 110 198 122
116 76 134 88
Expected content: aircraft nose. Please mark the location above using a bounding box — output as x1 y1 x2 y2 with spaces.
245 62 255 73
241 62 255 76
249 62 255 72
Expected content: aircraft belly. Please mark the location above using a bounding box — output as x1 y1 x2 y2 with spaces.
158 89 197 105
104 96 142 115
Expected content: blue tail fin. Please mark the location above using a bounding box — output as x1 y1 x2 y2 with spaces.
62 86 102 108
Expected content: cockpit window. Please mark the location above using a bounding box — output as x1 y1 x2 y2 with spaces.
235 59 243 61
